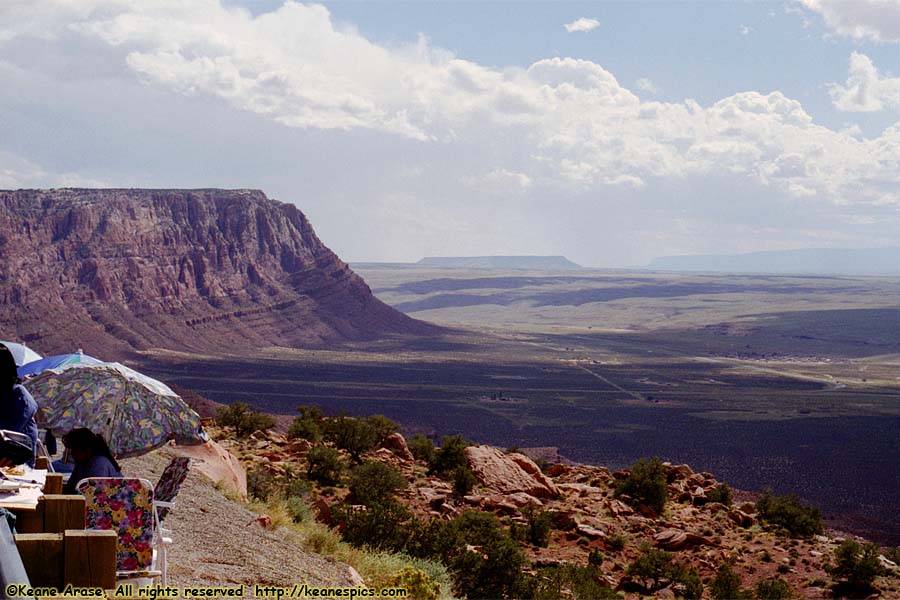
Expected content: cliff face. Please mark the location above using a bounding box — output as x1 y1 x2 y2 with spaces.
0 188 431 355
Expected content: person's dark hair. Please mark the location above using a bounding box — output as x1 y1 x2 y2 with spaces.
0 344 21 392
62 428 121 473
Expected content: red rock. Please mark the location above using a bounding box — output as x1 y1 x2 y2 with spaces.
381 433 414 462
464 446 560 498
0 189 433 355
251 515 273 529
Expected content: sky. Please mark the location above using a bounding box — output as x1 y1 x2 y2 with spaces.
2 1 900 267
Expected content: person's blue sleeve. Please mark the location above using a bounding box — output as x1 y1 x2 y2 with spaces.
0 387 36 433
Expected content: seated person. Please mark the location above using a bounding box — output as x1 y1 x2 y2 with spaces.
62 428 123 493
0 344 38 467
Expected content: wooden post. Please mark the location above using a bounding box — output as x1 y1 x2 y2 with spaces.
43 495 86 533
64 529 116 590
14 501 46 534
34 456 50 470
44 473 64 495
14 533 63 588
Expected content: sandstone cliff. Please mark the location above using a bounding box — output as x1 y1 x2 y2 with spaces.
0 188 431 355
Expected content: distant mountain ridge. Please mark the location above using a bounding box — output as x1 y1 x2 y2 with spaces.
648 247 900 275
417 255 582 270
0 188 432 355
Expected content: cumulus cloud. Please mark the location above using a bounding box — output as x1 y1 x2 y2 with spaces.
2 1 900 262
799 0 900 43
739 24 753 36
829 51 900 112
636 78 658 94
563 17 600 33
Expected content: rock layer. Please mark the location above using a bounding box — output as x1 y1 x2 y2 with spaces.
0 188 432 355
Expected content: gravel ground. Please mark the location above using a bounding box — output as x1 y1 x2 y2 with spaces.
122 451 356 593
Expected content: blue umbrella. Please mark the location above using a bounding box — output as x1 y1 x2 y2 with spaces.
0 341 43 368
18 353 103 379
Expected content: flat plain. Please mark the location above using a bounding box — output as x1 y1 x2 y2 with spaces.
140 267 900 544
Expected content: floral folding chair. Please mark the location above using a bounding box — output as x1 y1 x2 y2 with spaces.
76 477 169 584
153 456 192 522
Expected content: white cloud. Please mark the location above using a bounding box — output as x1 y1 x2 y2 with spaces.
799 0 900 43
739 24 754 36
563 17 600 33
829 52 900 112
636 78 658 94
3 1 900 263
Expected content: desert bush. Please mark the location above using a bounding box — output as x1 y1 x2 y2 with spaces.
451 465 477 497
285 496 312 524
288 405 325 441
429 435 472 476
606 533 627 552
588 549 604 566
885 546 900 565
392 566 440 600
324 413 378 463
614 457 668 514
517 564 618 600
754 577 793 599
440 510 524 600
625 543 685 593
827 539 883 587
217 402 276 437
707 482 733 506
407 434 435 464
709 562 752 600
366 414 399 445
521 503 552 548
306 445 344 486
336 501 413 552
679 567 704 600
349 461 407 507
756 491 823 538
247 466 277 501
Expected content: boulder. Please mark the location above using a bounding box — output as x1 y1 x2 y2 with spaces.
464 446 560 498
557 482 601 497
171 439 247 501
655 528 716 550
576 524 607 539
381 432 414 462
728 509 755 528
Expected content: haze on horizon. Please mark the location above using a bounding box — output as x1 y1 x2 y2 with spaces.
3 0 900 268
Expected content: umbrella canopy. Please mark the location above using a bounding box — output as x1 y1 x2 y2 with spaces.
27 362 206 458
18 353 103 379
0 341 43 367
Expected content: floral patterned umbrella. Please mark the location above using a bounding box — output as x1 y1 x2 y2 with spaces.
27 362 206 458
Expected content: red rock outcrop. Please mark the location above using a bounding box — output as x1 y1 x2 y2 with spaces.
0 188 433 355
464 445 560 499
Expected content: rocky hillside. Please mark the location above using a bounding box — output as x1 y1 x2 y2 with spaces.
217 421 900 599
0 188 432 355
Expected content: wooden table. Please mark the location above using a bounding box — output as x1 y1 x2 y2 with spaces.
0 468 48 512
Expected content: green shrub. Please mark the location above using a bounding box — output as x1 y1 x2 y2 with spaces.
606 533 627 552
429 435 472 476
306 445 344 485
522 504 552 548
755 491 823 538
588 549 604 567
288 405 325 441
286 496 312 523
393 566 440 600
614 457 668 514
707 482 733 506
827 539 883 587
709 562 751 600
324 413 378 462
517 565 618 600
408 434 435 464
884 546 900 565
451 465 477 497
755 577 793 599
336 501 413 551
247 466 277 501
366 414 399 445
441 511 524 600
625 543 685 593
217 402 276 438
349 461 407 507
679 567 704 600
